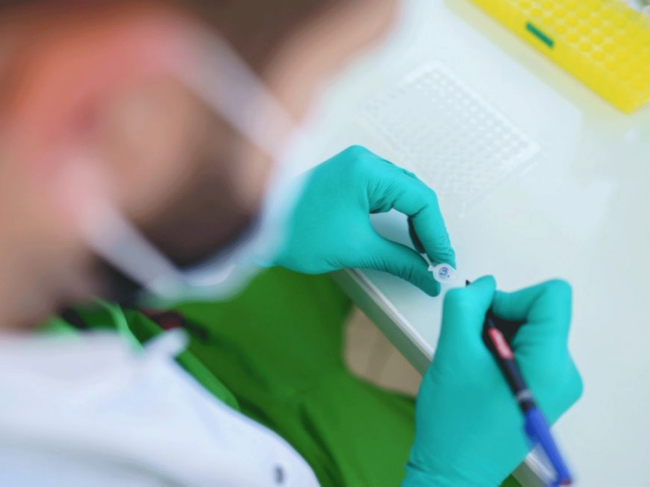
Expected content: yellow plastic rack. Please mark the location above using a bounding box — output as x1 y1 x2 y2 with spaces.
468 0 650 113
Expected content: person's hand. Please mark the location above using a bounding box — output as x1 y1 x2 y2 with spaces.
404 277 583 487
274 146 455 296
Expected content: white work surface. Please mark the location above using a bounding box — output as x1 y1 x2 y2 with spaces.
303 0 650 486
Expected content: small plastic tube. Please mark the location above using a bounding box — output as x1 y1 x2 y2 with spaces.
428 263 457 283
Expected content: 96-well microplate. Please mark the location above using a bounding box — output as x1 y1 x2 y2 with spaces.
363 63 540 213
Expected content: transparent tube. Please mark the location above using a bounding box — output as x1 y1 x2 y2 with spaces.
429 263 457 284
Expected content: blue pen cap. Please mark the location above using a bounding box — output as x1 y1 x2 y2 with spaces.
524 408 572 486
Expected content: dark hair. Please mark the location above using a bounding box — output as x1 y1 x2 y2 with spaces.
185 0 336 74
0 0 336 73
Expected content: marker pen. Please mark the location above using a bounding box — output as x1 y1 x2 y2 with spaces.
469 281 573 486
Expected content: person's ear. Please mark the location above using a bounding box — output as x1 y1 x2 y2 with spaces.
0 6 200 229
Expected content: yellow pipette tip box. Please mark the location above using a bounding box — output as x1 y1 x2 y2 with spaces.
468 0 650 113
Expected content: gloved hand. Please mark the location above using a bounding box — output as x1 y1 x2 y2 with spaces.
274 146 455 296
404 277 583 487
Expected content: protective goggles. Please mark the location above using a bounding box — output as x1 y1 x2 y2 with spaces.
73 21 311 305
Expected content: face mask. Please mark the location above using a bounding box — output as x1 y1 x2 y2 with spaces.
74 23 313 306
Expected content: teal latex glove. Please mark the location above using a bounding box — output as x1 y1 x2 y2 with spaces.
404 277 583 487
274 146 456 296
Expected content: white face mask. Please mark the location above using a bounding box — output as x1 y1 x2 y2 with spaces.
74 23 312 304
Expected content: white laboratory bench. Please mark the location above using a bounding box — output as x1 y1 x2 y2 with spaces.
302 0 650 485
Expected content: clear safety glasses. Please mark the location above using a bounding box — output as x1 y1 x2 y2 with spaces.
73 22 309 304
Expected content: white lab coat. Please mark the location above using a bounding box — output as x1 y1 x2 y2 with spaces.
0 330 320 487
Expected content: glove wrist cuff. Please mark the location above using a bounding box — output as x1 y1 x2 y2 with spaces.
402 464 496 487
